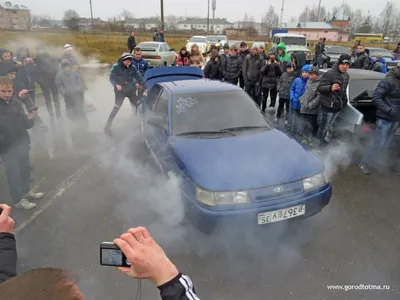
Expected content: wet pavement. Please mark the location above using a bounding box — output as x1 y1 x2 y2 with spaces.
1 75 399 300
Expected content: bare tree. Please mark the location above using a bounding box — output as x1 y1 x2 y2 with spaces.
120 9 134 21
349 9 363 33
63 9 80 31
359 14 373 33
262 5 279 38
378 2 396 36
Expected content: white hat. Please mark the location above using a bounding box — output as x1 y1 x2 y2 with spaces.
121 52 133 60
64 44 72 50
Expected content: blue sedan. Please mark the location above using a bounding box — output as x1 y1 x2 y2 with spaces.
139 67 332 233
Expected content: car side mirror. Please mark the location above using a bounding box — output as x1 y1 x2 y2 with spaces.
147 116 167 132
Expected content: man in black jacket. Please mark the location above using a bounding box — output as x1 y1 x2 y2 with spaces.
238 42 250 88
219 43 230 80
314 38 325 67
243 44 264 105
0 77 43 210
316 54 351 145
127 31 136 53
260 50 282 111
0 204 16 283
105 53 146 134
359 66 400 175
204 52 221 80
353 44 370 70
222 46 243 85
34 44 61 118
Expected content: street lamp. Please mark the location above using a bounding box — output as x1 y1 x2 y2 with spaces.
89 0 94 32
207 0 210 33
160 0 164 30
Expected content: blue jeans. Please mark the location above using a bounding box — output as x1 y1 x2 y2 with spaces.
317 109 340 144
361 118 399 166
314 54 323 67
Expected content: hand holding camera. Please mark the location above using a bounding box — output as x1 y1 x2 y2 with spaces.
0 204 15 233
101 227 179 286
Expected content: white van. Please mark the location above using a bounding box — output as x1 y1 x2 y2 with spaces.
272 33 308 48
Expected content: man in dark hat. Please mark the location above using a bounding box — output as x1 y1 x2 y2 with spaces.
104 52 146 134
316 54 351 146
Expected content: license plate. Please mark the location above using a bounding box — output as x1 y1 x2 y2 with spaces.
258 205 305 225
396 128 400 136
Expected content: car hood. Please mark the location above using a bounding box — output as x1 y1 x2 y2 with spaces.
169 130 324 191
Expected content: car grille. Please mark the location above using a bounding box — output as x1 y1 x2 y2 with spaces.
250 181 303 202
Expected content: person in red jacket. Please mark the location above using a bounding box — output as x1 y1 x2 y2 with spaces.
176 47 190 66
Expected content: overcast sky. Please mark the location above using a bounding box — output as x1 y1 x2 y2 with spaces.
25 0 384 22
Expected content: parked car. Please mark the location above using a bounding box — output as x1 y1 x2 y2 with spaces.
137 42 176 67
139 66 332 233
366 47 400 70
324 46 351 68
186 36 208 55
205 35 228 54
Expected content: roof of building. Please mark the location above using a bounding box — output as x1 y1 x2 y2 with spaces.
177 18 232 25
0 1 29 10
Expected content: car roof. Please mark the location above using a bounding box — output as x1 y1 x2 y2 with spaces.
160 79 242 95
366 47 390 51
191 36 206 38
138 41 165 45
320 68 385 80
274 33 306 38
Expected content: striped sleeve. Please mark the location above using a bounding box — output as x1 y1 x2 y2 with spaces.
158 273 200 300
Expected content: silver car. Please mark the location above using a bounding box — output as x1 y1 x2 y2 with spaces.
136 42 176 67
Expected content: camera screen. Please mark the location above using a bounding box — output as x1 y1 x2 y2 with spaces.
101 248 123 266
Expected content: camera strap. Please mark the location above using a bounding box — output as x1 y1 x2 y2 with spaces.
135 279 143 300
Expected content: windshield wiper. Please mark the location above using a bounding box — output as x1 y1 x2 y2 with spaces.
176 130 236 136
219 126 269 132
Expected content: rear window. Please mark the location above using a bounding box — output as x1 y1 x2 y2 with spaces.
326 47 350 55
190 37 206 43
137 43 158 51
368 48 393 58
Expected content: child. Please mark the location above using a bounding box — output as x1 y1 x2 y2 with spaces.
290 64 311 132
276 62 296 124
176 47 190 66
55 59 86 121
204 52 221 80
299 66 320 138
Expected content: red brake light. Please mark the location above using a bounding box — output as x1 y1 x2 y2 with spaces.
155 56 161 59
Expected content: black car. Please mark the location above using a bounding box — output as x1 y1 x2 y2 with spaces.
324 46 351 68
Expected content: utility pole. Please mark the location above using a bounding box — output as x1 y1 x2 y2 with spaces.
89 0 94 32
207 0 210 33
279 0 285 28
317 0 322 22
160 0 164 30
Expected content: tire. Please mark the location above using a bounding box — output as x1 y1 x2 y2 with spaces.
322 63 328 69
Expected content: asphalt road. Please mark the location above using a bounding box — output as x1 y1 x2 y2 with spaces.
1 75 399 300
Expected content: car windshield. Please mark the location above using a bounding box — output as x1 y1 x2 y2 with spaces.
368 49 394 58
281 37 306 46
217 36 227 40
172 90 271 136
137 43 158 51
206 36 219 43
190 37 206 43
326 47 350 55
349 79 381 100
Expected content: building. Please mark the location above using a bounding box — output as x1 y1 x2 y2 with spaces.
77 17 107 30
271 10 350 42
0 1 30 30
124 18 161 30
176 17 232 34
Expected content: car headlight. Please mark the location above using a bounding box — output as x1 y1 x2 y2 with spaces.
302 173 327 191
196 187 249 206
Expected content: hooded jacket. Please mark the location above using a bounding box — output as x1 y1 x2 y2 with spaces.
176 50 190 66
353 51 369 70
109 58 145 94
222 54 243 81
132 57 149 77
260 60 282 89
55 59 84 97
277 70 296 99
0 96 34 155
189 47 204 67
242 52 264 83
34 51 59 83
372 66 400 122
290 66 310 110
316 63 349 112
0 233 17 283
276 43 291 63
204 53 221 80
300 78 320 115
373 58 387 74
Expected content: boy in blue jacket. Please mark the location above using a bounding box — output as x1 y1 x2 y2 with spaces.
289 64 311 132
